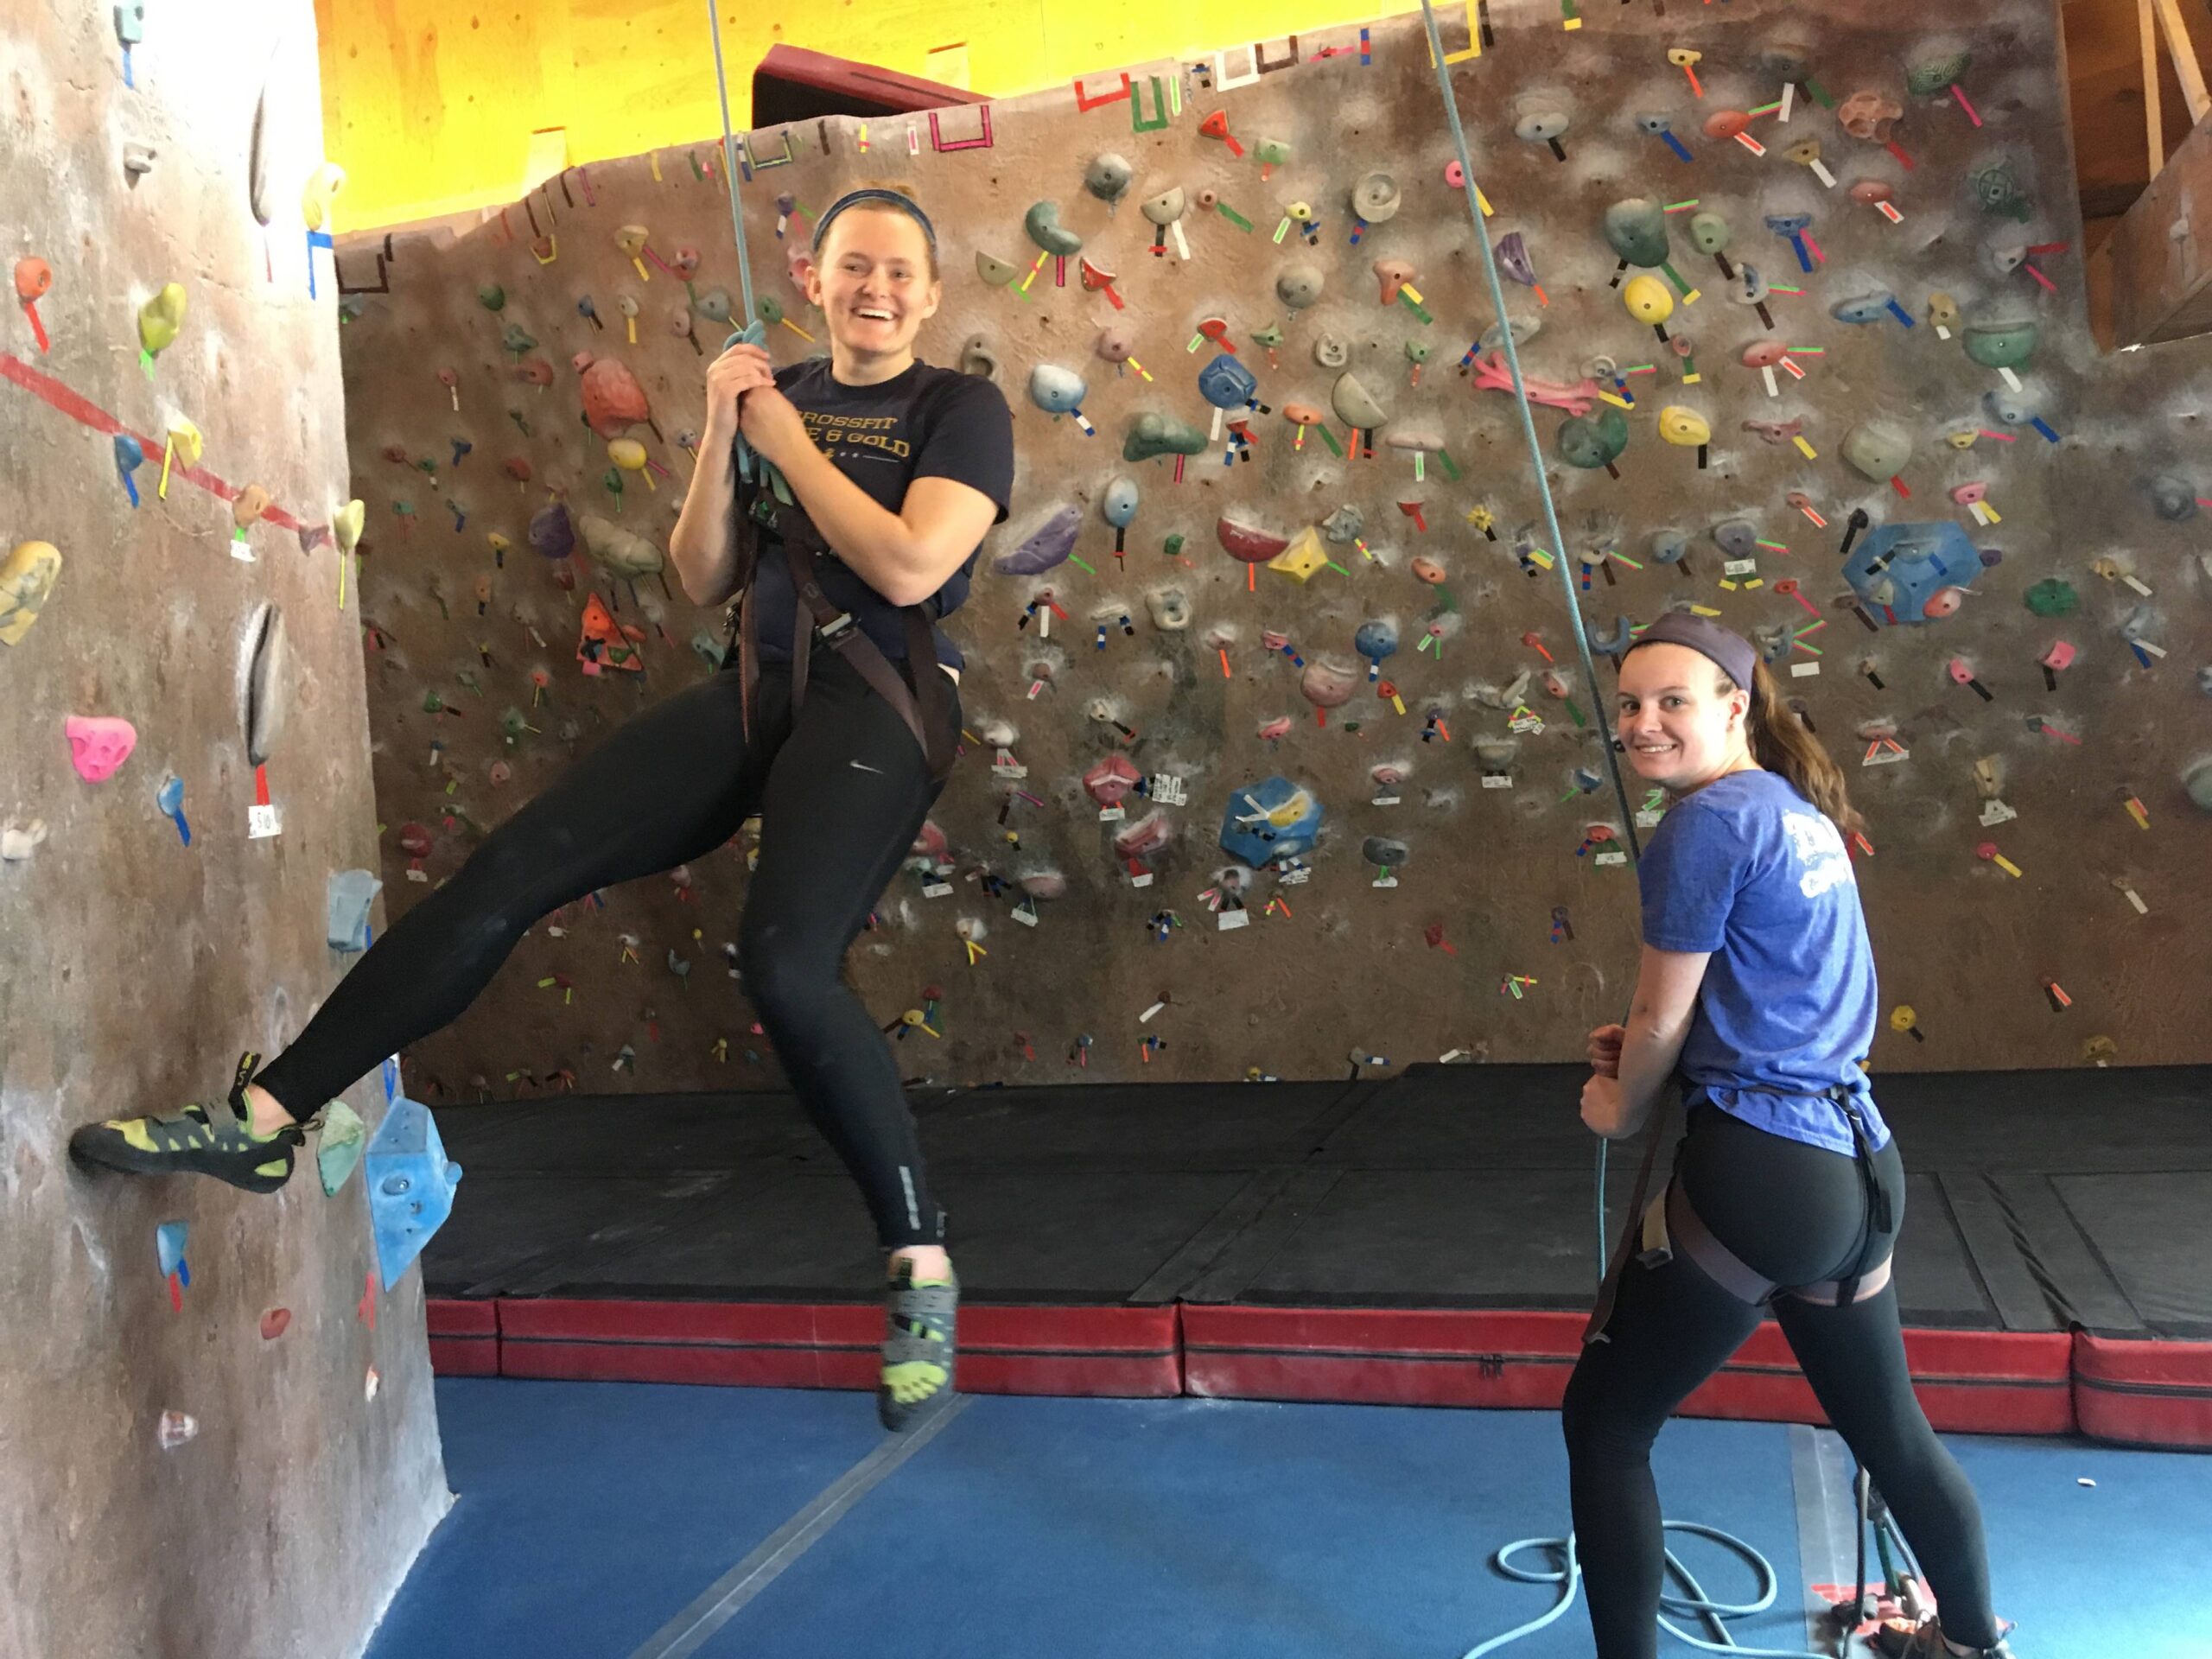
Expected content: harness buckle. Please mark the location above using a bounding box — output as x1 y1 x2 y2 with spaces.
815 610 856 645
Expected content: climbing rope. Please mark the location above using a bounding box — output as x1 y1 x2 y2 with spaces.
1415 8 1840 1656
703 0 779 498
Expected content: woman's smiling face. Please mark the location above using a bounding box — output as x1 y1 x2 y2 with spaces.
808 207 940 365
1616 642 1749 791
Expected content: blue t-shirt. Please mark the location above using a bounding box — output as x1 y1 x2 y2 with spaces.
1637 769 1890 1157
743 356 1014 671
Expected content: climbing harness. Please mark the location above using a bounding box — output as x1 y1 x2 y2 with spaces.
706 1 958 785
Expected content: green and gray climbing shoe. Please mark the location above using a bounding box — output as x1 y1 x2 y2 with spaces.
879 1258 958 1432
69 1051 308 1196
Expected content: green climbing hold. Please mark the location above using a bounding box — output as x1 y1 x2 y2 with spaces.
316 1101 365 1196
2024 578 2076 618
1123 412 1207 462
477 283 505 312
1907 49 1971 98
1556 407 1629 470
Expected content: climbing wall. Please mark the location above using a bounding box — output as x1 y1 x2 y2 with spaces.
334 0 2212 1099
0 7 448 1657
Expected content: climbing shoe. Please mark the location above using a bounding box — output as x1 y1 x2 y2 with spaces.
878 1257 958 1433
69 1051 308 1196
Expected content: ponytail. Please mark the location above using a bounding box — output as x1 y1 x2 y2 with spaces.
1735 658 1864 839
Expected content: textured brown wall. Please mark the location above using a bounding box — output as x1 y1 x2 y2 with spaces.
334 0 2211 1104
1 8 448 1657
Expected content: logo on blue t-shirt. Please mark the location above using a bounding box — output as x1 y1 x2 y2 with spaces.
1782 810 1854 899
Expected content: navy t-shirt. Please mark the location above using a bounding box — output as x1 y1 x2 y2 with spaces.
742 356 1014 671
1637 768 1891 1157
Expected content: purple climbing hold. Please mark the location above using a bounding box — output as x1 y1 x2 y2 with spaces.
528 501 575 561
993 505 1081 576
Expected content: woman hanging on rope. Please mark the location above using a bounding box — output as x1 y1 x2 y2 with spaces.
73 183 1013 1433
1566 614 2016 1658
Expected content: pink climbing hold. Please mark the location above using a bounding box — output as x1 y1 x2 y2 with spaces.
64 715 137 782
574 352 652 439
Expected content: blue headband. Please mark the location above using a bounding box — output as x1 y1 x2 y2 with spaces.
812 188 937 254
1624 612 1758 691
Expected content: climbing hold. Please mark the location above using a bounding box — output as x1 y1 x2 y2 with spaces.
1557 408 1629 471
1831 291 1897 326
1270 527 1330 583
1 817 49 861
692 287 733 323
1139 188 1187 226
1084 754 1143 806
1513 103 1572 157
577 513 665 582
1349 172 1402 225
1623 274 1674 326
1687 211 1732 257
1838 90 1904 142
1146 588 1191 630
1495 234 1539 288
1656 406 1710 447
1301 657 1361 706
1027 364 1089 415
1650 528 1689 565
1122 412 1206 461
1321 505 1363 543
500 322 537 358
0 540 62 646
1907 48 1972 98
239 603 291 766
137 282 187 357
1313 333 1350 368
1841 419 1914 482
1217 515 1290 563
958 334 999 382
1195 355 1255 415
332 499 366 555
1276 264 1325 310
1218 776 1323 866
1096 321 1139 364
364 1094 462 1289
976 251 1020 287
1963 319 2038 371
1084 153 1133 207
575 353 652 438
1971 160 2031 221
1374 258 1416 307
1602 199 1670 268
995 505 1082 575
1102 477 1140 529
528 501 575 561
327 869 382 951
1362 836 1410 871
1712 519 1758 558
1023 201 1084 257
300 162 346 231
65 715 137 783
2148 477 2199 522
1331 372 1389 431
477 283 506 311
260 1308 291 1340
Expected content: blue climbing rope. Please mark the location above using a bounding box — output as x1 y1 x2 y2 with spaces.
1414 9 1835 1656
703 0 784 500
705 0 758 333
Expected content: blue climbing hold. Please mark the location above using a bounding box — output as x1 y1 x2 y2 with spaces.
364 1095 463 1292
1219 775 1325 867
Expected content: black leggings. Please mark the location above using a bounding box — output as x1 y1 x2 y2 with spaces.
256 648 959 1249
1561 1105 1997 1657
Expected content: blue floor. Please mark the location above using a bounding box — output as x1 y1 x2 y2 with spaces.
366 1380 2212 1659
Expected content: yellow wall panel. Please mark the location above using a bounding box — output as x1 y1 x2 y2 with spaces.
317 0 1408 232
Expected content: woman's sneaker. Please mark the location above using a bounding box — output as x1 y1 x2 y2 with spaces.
878 1258 958 1432
69 1051 308 1196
